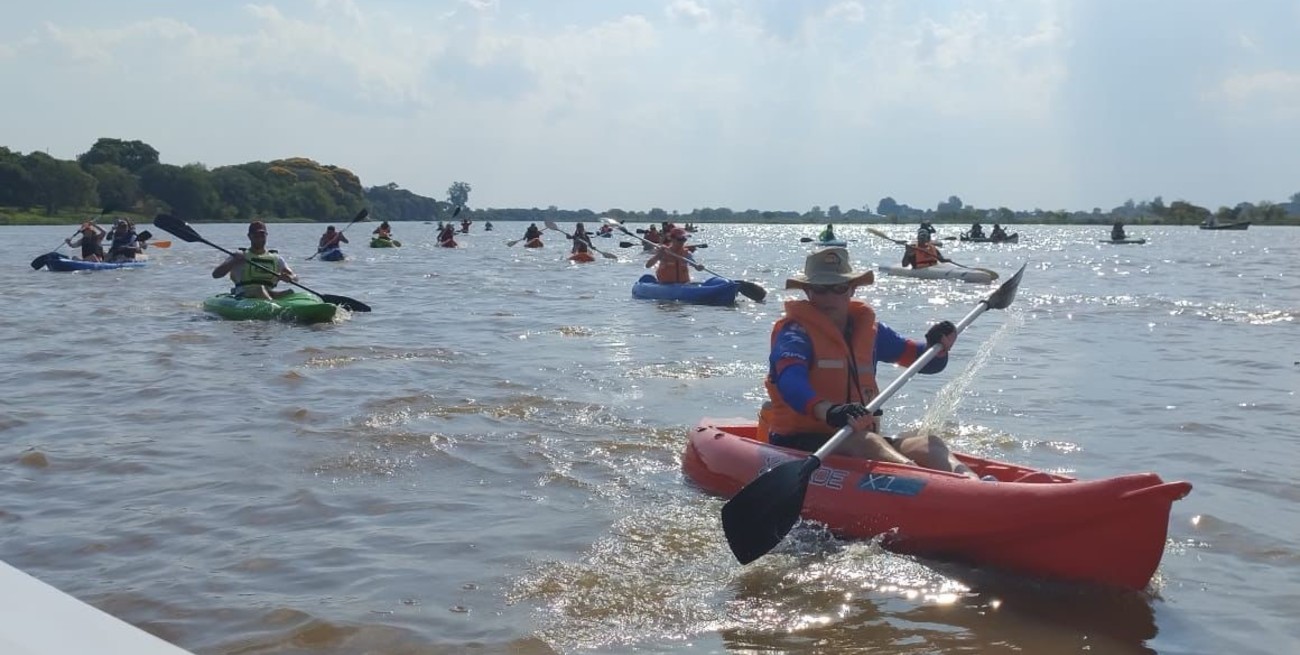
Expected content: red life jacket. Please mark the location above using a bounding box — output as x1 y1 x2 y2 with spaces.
912 243 941 268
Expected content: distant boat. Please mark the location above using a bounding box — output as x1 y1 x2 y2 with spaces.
1200 220 1249 230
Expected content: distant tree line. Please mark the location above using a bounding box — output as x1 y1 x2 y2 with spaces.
3 139 1298 226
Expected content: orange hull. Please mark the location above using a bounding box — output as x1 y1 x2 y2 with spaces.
525 238 544 248
682 419 1192 590
569 252 595 262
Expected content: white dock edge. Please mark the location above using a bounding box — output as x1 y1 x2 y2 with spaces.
0 560 194 655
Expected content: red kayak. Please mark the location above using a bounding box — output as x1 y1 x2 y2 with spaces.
682 418 1192 591
525 238 544 248
569 252 595 263
438 239 458 248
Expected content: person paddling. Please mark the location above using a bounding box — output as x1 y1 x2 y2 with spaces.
104 218 143 262
373 221 394 239
569 222 593 254
522 223 543 243
763 247 978 478
66 222 106 261
317 225 348 253
901 229 950 270
818 223 837 242
212 221 297 300
437 223 457 245
645 227 703 283
1111 221 1127 241
990 224 1008 241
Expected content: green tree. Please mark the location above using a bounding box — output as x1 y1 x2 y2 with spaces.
77 138 160 174
0 161 35 206
139 163 221 220
211 166 264 220
23 152 98 214
877 197 901 217
447 181 471 208
85 163 139 212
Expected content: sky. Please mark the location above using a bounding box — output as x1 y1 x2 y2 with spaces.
2 0 1299 214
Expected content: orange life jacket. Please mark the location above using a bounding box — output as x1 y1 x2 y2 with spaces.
763 300 881 437
655 247 691 283
911 243 940 268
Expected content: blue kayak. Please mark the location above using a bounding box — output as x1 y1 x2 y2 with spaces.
44 254 148 272
631 274 739 306
319 248 346 261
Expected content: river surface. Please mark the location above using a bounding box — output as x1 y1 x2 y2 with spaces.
2 221 1296 654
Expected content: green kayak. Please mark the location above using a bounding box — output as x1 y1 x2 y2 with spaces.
370 237 401 248
203 291 339 324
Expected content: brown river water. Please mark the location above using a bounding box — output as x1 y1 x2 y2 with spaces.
2 222 1297 654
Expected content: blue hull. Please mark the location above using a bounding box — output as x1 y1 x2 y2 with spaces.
631 274 738 306
45 255 148 271
319 248 346 261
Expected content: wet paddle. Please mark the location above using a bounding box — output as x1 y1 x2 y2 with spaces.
798 237 852 244
543 220 618 260
30 208 111 270
604 218 766 302
618 241 707 250
152 214 371 312
307 208 369 260
865 228 999 280
721 264 1026 564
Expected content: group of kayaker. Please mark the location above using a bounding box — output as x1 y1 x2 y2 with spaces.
65 217 148 262
965 223 1010 241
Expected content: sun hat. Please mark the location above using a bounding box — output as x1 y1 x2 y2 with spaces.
784 247 874 289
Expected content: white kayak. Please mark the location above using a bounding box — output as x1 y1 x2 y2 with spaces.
814 238 848 247
877 262 997 284
0 559 195 654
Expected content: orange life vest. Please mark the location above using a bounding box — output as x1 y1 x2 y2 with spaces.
763 300 881 437
655 247 691 283
911 243 940 268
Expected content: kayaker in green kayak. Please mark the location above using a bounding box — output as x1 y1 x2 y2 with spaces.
818 223 836 242
212 221 298 300
763 247 979 479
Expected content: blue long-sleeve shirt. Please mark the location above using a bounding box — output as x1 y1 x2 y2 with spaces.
769 320 947 415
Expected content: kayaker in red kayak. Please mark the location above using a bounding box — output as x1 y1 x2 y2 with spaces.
765 247 977 478
569 222 593 254
437 223 458 246
901 229 951 270
646 227 703 283
212 221 298 300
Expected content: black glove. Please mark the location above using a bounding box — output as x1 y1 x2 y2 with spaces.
825 403 870 428
925 320 956 349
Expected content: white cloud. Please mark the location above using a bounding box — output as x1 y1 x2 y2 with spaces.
825 2 866 25
666 0 711 27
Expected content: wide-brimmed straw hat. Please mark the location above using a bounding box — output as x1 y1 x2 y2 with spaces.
784 247 874 289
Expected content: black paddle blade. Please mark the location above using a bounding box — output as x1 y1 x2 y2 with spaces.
619 241 637 248
799 237 814 242
321 294 371 313
737 281 767 303
351 208 369 223
137 230 152 242
721 457 820 564
451 206 461 218
30 253 53 270
986 264 1026 310
153 214 202 243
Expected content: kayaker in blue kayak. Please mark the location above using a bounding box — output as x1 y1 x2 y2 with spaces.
317 225 348 253
212 221 298 300
66 222 106 261
763 246 978 478
646 227 703 283
105 218 143 262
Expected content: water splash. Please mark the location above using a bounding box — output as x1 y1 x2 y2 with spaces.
917 312 1024 436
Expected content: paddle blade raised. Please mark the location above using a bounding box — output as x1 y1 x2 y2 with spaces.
721 457 820 564
986 264 1026 309
153 214 204 244
736 281 767 303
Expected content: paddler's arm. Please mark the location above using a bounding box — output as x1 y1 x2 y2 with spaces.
874 322 949 374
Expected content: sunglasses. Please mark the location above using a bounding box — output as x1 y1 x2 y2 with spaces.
809 283 852 295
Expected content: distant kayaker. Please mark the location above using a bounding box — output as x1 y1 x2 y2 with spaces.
901 229 951 270
1112 221 1127 241
990 224 1008 241
570 222 593 254
763 246 978 478
645 227 703 283
212 221 297 300
818 224 837 242
460 218 471 234
437 223 457 245
523 223 542 242
484 221 494 231
967 223 985 239
66 222 106 261
919 221 937 236
373 221 393 239
317 225 348 252
643 225 662 245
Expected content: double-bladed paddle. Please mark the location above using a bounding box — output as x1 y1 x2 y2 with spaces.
606 218 766 301
152 214 371 312
30 208 112 270
617 241 708 250
798 237 853 244
865 228 999 280
307 208 369 260
543 220 618 260
720 264 1027 565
